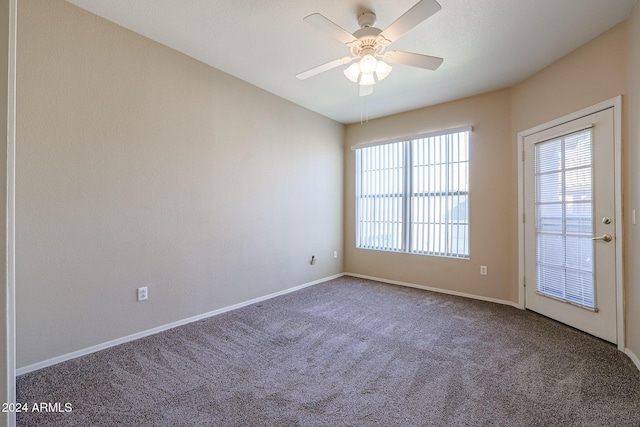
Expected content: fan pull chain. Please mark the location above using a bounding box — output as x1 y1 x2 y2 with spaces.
360 94 369 125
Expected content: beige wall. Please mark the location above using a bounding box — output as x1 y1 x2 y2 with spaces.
16 0 344 368
344 89 517 303
511 23 627 137
626 2 640 358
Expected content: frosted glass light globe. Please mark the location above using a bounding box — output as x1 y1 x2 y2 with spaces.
359 54 378 74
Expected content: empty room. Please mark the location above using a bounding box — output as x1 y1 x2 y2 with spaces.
2 0 640 425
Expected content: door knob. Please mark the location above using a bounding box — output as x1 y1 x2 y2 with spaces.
592 234 612 242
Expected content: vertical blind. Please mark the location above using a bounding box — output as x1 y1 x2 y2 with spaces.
534 128 595 309
355 128 470 258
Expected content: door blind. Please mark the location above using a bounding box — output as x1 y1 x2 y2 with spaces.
534 128 595 309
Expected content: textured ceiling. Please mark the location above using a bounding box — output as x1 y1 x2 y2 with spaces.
65 0 636 124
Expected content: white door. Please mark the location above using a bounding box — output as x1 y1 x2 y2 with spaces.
524 108 617 343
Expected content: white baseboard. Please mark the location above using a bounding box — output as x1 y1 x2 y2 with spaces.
17 273 344 376
17 272 638 376
344 272 520 308
625 348 640 372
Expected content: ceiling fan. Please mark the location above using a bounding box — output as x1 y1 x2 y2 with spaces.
296 0 444 97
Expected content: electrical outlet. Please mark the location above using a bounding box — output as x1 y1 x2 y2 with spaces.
333 250 338 259
137 286 148 301
480 266 488 276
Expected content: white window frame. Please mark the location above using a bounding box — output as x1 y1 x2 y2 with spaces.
353 126 471 259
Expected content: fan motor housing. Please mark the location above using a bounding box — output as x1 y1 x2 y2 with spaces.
351 26 384 57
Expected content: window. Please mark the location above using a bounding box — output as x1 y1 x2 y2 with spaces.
355 127 470 258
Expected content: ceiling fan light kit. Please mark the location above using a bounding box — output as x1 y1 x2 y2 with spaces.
296 0 444 97
343 52 393 87
343 62 360 83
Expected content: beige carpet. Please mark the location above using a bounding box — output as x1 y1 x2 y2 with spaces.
17 276 640 426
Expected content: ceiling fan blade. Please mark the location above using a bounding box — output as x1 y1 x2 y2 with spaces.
304 13 358 45
384 51 443 70
296 57 354 80
379 0 441 43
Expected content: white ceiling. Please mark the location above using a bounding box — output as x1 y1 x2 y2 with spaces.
65 0 636 124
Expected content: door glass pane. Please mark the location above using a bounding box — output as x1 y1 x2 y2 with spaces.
537 203 562 233
534 129 595 309
536 172 563 203
566 202 593 235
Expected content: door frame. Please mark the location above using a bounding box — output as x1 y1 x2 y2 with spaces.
517 96 624 350
3 0 17 426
